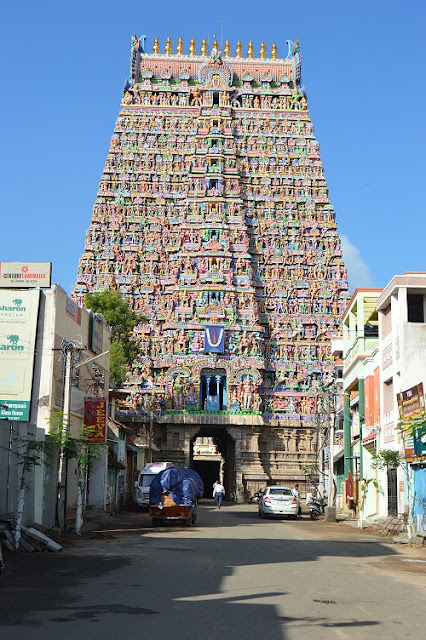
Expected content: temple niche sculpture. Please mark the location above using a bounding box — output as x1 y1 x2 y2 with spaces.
73 35 350 497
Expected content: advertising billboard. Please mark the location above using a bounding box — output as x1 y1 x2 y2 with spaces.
0 289 40 421
0 262 51 288
397 383 426 459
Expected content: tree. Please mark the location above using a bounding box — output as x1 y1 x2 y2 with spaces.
84 291 143 385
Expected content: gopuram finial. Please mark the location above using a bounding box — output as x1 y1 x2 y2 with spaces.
271 42 278 59
235 40 242 57
201 38 208 56
189 38 196 55
260 42 266 59
177 37 184 55
165 36 172 55
153 37 160 54
224 40 231 57
247 41 254 58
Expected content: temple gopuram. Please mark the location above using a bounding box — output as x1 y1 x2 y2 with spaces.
73 35 350 499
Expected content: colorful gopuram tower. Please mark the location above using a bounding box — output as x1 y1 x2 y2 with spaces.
74 35 350 497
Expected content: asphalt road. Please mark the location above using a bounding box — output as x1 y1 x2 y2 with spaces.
0 503 425 640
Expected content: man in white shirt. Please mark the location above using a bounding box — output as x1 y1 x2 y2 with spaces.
213 481 225 508
292 483 302 516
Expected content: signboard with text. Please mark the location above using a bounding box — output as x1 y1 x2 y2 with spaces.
0 262 51 288
0 289 40 421
83 398 107 443
397 383 425 459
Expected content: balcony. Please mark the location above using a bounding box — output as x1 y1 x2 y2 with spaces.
343 336 379 370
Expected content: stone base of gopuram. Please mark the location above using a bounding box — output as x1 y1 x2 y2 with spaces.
152 417 317 503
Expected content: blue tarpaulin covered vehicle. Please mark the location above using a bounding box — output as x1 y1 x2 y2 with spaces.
149 467 204 526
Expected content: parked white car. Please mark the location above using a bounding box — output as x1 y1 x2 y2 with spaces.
258 486 299 519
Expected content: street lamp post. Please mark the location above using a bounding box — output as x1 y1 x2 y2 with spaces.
58 343 109 532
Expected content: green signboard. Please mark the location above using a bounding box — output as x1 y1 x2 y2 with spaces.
0 289 40 421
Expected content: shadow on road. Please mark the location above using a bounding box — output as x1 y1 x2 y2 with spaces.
0 504 399 637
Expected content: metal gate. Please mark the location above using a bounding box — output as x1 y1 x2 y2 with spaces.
387 468 398 515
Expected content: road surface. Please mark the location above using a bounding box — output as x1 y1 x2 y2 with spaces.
0 502 425 639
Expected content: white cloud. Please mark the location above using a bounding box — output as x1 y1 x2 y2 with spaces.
340 234 375 291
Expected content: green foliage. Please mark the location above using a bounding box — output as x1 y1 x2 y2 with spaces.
84 290 144 384
14 437 48 491
371 449 403 470
109 342 128 386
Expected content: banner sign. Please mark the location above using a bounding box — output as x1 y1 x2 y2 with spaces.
397 383 424 420
397 383 425 459
0 262 51 288
84 398 107 443
204 325 224 353
0 289 40 421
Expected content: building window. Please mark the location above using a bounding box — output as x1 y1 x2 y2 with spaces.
407 294 424 323
212 91 220 106
383 378 394 415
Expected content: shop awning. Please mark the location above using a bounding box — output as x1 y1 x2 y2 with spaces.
108 454 125 470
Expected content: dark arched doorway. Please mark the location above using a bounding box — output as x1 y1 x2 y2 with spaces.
190 427 235 499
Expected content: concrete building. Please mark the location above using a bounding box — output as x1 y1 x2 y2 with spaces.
376 273 426 532
342 289 382 516
0 284 110 528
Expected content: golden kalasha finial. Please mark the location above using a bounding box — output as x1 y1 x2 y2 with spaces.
260 42 266 59
165 36 172 55
271 42 278 59
177 37 184 55
212 38 219 50
247 41 254 58
235 40 242 57
189 38 196 55
153 37 160 54
201 38 208 56
224 40 231 56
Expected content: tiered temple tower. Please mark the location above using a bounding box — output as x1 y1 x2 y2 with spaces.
74 35 350 498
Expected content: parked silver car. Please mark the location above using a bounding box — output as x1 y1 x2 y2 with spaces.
258 486 299 519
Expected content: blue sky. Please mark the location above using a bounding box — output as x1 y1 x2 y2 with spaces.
2 1 425 295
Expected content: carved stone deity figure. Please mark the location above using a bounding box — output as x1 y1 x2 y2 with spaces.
252 392 262 412
241 377 254 410
172 376 186 409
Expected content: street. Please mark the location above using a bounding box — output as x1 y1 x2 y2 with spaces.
0 503 425 640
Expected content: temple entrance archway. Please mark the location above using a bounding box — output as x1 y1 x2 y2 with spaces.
190 427 235 499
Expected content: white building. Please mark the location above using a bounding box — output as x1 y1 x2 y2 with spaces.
0 284 110 528
376 273 426 530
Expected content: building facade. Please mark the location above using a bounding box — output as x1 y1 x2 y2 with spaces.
0 284 110 527
73 35 349 498
377 273 426 532
341 289 382 516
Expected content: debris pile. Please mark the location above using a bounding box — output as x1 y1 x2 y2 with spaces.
0 518 62 553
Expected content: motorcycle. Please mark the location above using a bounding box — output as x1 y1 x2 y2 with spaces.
253 489 264 504
308 496 327 520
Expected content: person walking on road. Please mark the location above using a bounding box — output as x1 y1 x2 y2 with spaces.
292 483 302 516
213 481 225 508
